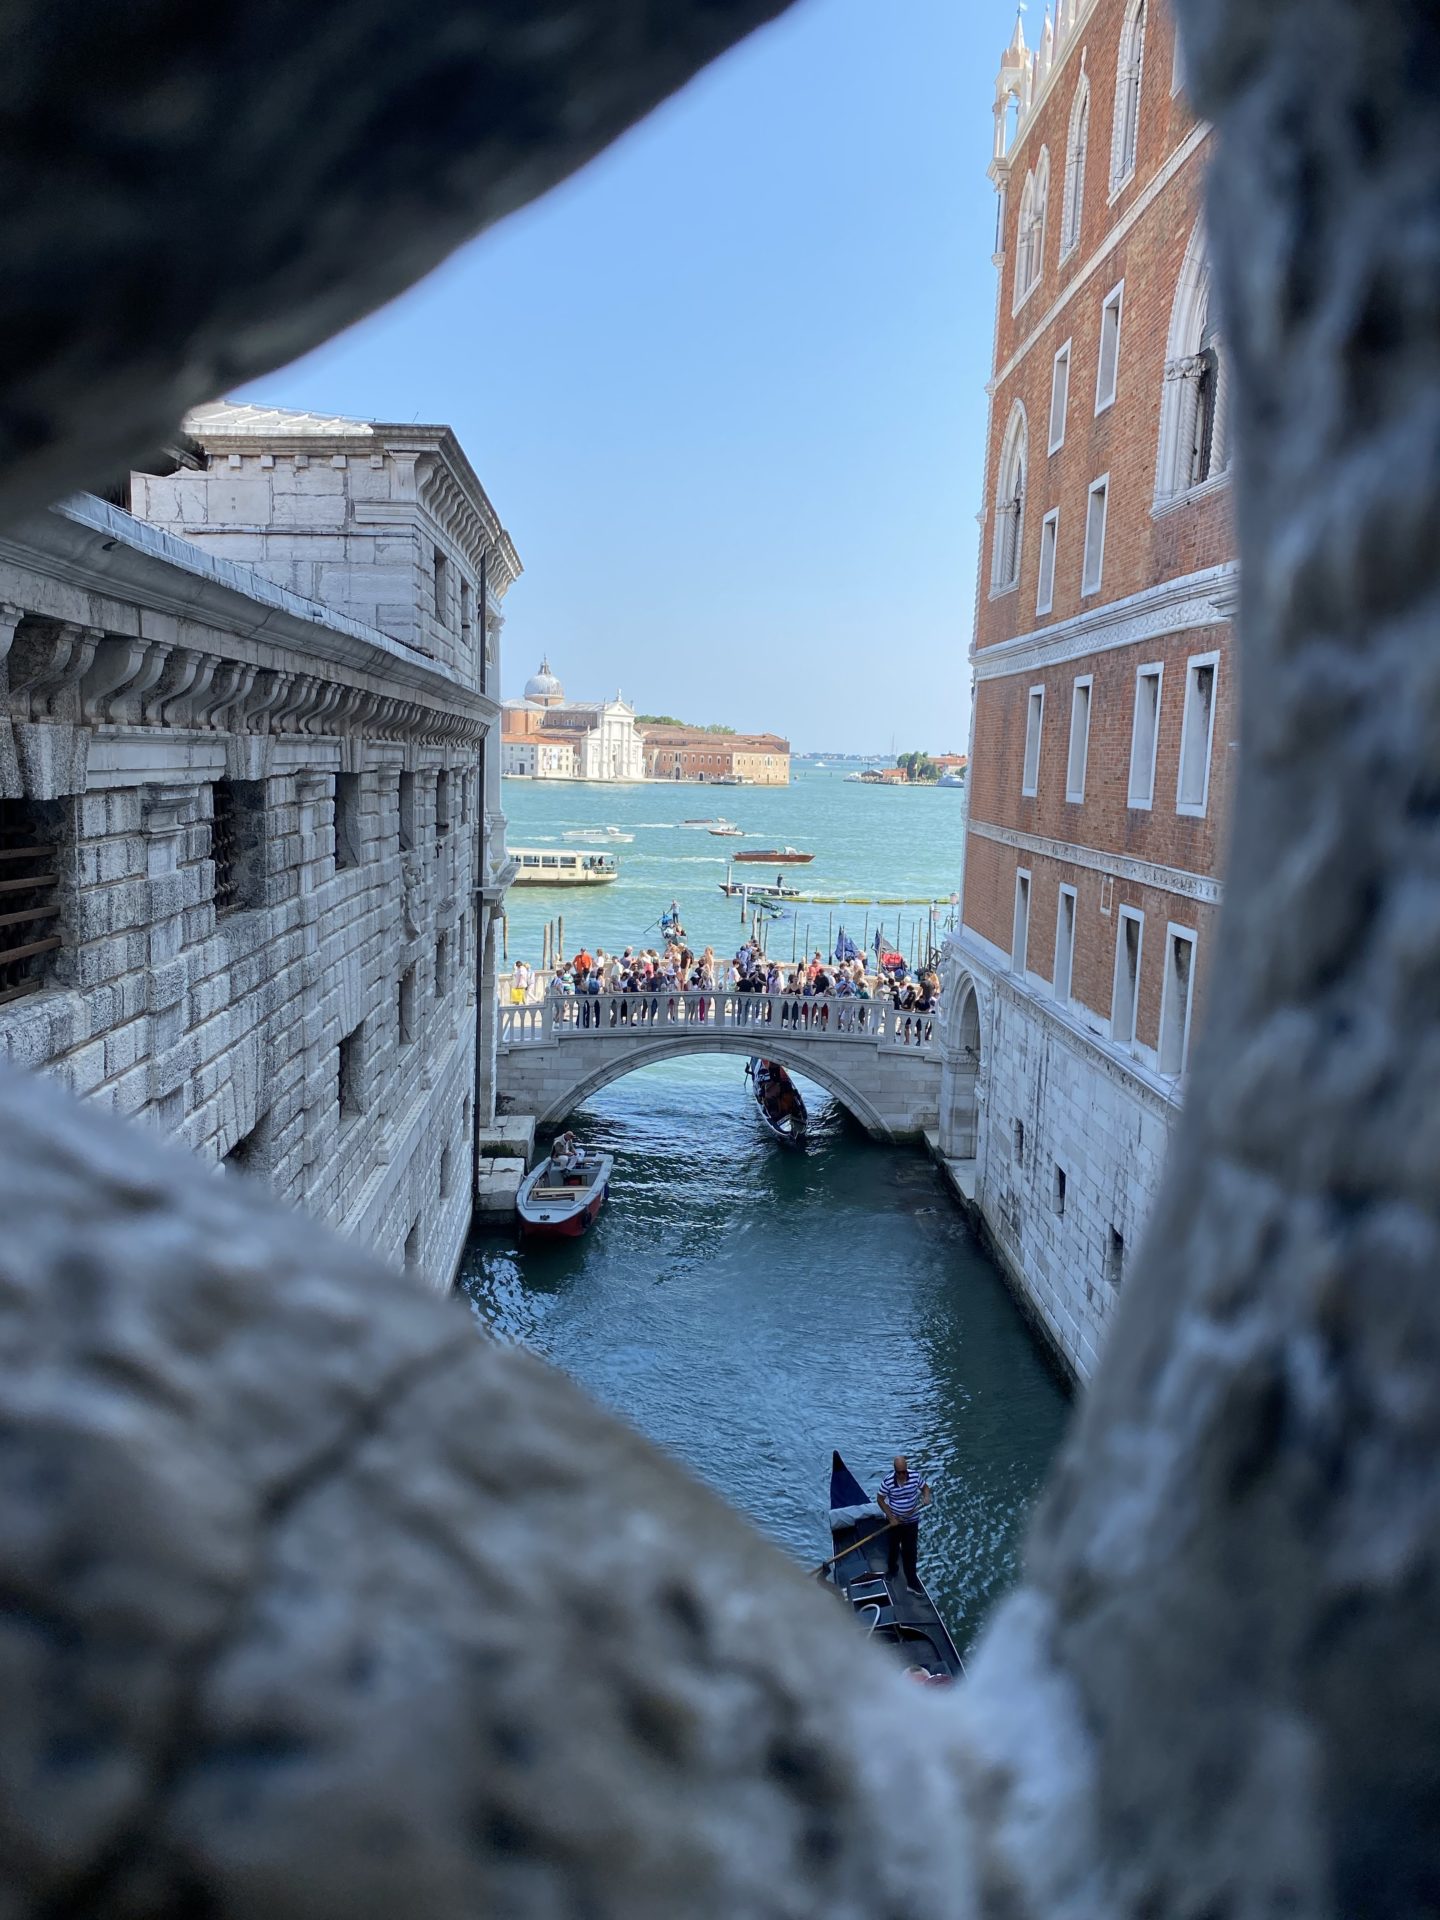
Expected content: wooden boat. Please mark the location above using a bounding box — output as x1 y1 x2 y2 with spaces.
746 1058 807 1146
822 1452 964 1684
516 1148 614 1239
733 846 814 864
510 848 618 886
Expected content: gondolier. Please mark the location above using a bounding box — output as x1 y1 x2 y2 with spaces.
877 1454 931 1594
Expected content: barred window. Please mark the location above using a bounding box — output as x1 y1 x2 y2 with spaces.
0 798 62 1007
334 772 362 870
212 779 265 916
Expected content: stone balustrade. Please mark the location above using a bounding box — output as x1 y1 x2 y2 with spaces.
501 987 938 1053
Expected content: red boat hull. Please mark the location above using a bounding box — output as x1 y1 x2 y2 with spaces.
519 1186 607 1239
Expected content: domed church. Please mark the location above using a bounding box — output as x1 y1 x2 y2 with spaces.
501 658 646 783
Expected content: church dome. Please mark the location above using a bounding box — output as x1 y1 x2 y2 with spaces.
524 656 564 705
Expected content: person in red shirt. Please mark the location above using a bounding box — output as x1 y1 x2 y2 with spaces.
573 947 594 983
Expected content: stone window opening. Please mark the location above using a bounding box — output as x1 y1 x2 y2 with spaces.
1177 655 1219 816
462 1094 473 1139
1048 341 1071 454
211 778 265 916
440 1142 455 1199
333 771 362 870
1060 76 1089 258
991 405 1028 596
1082 475 1109 597
433 546 450 629
404 1218 422 1272
1036 510 1060 617
1112 909 1143 1049
1022 686 1045 797
1189 323 1226 487
1066 677 1092 802
1012 868 1031 976
1095 281 1124 413
1106 1224 1125 1287
1052 1163 1067 1215
398 965 417 1045
1111 0 1146 193
338 1020 367 1120
436 928 451 1000
1054 885 1077 1007
1159 924 1197 1076
398 770 416 852
224 1109 273 1176
1157 224 1231 506
0 796 63 1008
1013 1118 1025 1165
460 577 474 649
1128 664 1163 808
435 769 451 839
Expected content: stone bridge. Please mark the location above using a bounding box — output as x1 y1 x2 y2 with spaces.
497 989 942 1140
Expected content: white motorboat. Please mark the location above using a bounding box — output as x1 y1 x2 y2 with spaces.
563 825 634 844
681 816 735 829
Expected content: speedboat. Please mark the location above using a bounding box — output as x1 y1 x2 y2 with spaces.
820 1452 964 1684
733 846 814 865
709 825 744 837
517 1149 614 1238
681 816 734 830
719 879 800 899
746 1058 806 1146
563 825 635 843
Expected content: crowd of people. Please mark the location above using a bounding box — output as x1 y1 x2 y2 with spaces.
507 932 940 1044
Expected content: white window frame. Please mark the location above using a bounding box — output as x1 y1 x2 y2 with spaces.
1127 662 1163 809
1021 684 1045 797
1176 649 1220 817
1111 906 1144 1049
1066 674 1093 802
1036 509 1060 617
1110 0 1147 195
1012 867 1032 976
1060 77 1090 260
1053 884 1077 1007
1082 474 1109 597
1048 339 1072 454
1158 921 1198 1077
1095 280 1125 414
991 403 1028 597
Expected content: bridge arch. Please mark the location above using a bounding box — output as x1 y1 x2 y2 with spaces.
513 1033 899 1139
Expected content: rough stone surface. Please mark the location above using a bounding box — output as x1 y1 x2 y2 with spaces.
0 0 1436 1915
0 0 799 527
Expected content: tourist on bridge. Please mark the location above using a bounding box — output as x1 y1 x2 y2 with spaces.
877 1454 932 1595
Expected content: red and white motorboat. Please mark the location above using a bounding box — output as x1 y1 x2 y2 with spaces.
516 1148 614 1239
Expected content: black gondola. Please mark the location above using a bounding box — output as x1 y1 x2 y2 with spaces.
821 1451 964 1684
746 1057 807 1146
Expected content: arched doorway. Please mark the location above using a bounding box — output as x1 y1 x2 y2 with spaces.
947 979 981 1160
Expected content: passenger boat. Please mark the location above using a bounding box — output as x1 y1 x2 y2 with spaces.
510 848 619 886
733 846 814 865
516 1148 614 1238
821 1452 964 1684
681 816 735 830
719 878 800 899
563 825 635 844
746 1058 807 1146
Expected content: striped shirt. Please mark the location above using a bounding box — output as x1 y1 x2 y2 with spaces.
880 1469 927 1521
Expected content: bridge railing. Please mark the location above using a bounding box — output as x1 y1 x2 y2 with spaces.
499 991 936 1053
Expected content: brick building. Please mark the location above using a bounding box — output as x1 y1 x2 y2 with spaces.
937 0 1236 1382
0 403 522 1289
640 726 791 785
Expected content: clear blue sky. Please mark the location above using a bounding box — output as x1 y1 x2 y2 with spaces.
239 0 1011 755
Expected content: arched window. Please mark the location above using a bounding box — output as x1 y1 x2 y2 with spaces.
1111 0 1146 190
1061 77 1090 257
992 405 1028 593
1014 172 1037 309
1155 221 1231 504
1032 147 1051 285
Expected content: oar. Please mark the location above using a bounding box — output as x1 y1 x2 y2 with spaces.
811 1521 895 1579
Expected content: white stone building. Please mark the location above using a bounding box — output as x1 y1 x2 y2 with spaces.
501 659 646 782
0 401 522 1288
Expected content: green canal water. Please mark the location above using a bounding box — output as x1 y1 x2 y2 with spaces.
459 766 1070 1652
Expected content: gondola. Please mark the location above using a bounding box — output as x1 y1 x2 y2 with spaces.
820 1451 964 1684
746 1058 807 1146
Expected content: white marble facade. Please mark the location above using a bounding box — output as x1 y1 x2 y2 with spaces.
0 401 521 1288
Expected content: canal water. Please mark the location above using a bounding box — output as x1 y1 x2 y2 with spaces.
459 766 1071 1652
